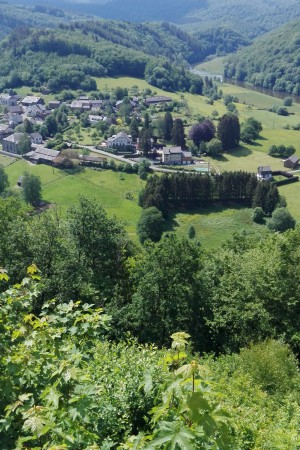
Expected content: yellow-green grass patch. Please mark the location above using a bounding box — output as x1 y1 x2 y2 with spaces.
170 205 265 250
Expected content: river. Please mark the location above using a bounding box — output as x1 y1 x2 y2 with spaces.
191 67 300 104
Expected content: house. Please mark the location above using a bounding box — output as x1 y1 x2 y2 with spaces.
20 96 44 107
7 105 23 115
30 133 43 145
145 96 172 105
257 166 272 180
89 115 105 124
8 113 23 127
48 100 61 110
182 151 192 165
107 132 132 147
24 147 60 164
70 100 91 111
2 133 29 154
24 104 48 119
284 155 299 169
0 124 13 140
158 146 183 165
0 93 17 107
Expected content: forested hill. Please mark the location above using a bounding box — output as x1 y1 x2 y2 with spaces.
0 21 248 93
7 0 300 38
224 19 300 95
0 1 70 39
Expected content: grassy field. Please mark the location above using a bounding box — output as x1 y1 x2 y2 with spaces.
171 205 265 250
194 57 226 75
5 160 144 238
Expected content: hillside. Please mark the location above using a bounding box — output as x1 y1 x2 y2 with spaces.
224 19 300 95
7 0 300 38
0 1 72 39
0 21 248 93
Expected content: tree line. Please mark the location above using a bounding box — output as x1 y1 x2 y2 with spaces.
139 171 280 216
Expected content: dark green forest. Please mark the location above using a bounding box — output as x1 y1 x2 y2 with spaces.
224 18 300 94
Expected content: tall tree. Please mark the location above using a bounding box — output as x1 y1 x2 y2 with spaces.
0 166 8 194
217 113 240 150
22 172 42 206
137 206 164 244
139 128 152 156
171 118 186 148
117 235 208 350
129 116 139 140
163 111 173 141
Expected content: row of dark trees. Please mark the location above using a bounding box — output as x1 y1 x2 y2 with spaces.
139 171 280 216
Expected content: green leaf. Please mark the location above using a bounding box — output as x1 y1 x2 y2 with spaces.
145 421 196 449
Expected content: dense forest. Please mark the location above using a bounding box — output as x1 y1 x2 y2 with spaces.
0 23 214 93
1 194 300 447
0 1 71 39
224 18 300 95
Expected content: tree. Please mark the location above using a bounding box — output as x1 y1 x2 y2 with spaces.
241 117 263 143
45 114 58 137
253 207 265 223
120 235 208 349
187 225 196 239
23 118 34 134
283 97 293 106
171 118 186 148
22 172 42 206
139 128 151 156
217 113 240 150
67 196 131 302
137 206 164 244
163 112 173 141
268 208 296 232
129 116 139 140
188 120 215 149
0 166 8 194
17 134 31 155
206 138 223 155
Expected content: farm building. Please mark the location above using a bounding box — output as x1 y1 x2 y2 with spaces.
284 156 299 169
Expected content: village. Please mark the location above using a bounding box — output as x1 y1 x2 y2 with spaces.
0 89 298 186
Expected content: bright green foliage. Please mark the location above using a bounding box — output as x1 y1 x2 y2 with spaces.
0 269 165 448
126 333 233 449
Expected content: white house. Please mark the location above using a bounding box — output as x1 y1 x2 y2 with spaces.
257 166 272 181
0 93 17 107
157 146 183 165
107 132 132 147
30 132 43 145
